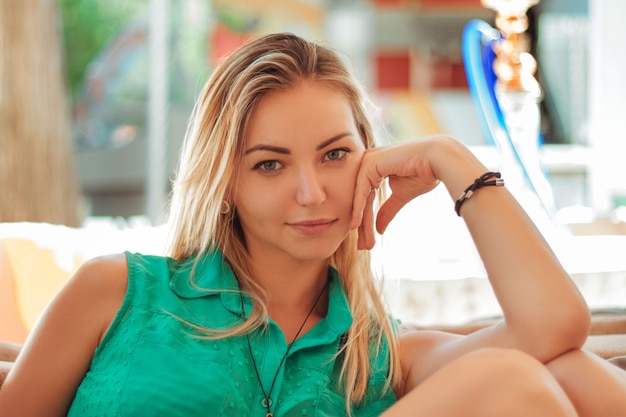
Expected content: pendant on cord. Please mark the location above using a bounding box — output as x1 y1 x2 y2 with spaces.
242 281 329 417
261 397 273 417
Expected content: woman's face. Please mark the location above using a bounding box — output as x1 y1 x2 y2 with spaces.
233 81 366 265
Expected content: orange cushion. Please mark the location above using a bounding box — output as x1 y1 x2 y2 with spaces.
0 241 28 344
0 238 84 344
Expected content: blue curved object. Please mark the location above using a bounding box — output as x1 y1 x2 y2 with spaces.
462 20 503 147
462 19 555 216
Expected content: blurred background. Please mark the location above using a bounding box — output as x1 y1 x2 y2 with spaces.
3 0 626 332
2 0 625 228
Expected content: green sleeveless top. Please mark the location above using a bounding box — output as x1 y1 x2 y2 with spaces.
67 251 397 416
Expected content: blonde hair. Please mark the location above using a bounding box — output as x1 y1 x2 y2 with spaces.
166 32 401 410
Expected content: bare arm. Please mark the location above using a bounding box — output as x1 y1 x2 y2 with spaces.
0 254 128 417
351 136 590 392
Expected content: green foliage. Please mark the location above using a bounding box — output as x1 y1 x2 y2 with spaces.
60 0 146 102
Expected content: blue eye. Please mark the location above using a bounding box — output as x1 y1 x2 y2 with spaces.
254 160 283 172
324 149 348 161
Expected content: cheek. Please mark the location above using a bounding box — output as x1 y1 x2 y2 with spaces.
328 164 360 205
234 181 281 220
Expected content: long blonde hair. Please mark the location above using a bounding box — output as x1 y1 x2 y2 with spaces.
166 32 401 409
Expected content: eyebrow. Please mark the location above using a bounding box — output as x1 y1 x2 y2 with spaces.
244 132 354 155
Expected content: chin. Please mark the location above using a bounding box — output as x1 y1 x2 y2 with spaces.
290 239 345 263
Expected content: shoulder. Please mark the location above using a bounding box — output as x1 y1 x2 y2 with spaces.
76 252 128 278
0 253 131 416
62 254 129 340
396 328 462 396
71 253 128 300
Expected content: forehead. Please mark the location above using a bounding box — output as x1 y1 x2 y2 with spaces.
244 81 358 147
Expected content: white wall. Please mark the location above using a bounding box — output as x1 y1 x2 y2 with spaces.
588 0 626 213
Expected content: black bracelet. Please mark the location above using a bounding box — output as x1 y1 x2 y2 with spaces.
455 171 504 216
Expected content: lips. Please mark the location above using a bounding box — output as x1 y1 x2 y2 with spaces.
287 218 338 235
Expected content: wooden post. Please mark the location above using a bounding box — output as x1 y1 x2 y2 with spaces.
0 0 80 226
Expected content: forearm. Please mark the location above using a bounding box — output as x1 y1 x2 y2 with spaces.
432 138 590 357
354 135 590 357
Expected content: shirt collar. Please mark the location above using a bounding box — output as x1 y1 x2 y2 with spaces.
169 250 352 333
169 250 238 297
169 250 252 316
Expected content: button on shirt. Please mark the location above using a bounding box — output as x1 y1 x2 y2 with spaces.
68 251 397 416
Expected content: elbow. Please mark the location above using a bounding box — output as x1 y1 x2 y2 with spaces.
556 301 591 349
534 300 591 362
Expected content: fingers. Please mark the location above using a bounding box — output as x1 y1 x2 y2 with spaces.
351 142 439 249
375 193 405 235
351 152 383 250
350 155 383 230
357 189 377 250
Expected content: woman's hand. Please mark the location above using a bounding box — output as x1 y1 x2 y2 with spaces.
350 137 456 250
352 136 590 367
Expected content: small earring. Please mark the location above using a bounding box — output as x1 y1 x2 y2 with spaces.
220 200 231 215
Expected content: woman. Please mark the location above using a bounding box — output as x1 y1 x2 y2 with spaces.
1 32 625 417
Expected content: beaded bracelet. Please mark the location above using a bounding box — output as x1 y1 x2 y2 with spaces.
454 171 504 216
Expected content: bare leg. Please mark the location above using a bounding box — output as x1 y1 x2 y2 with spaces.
383 348 576 417
547 349 626 417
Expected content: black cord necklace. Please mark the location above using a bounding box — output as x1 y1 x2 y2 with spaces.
239 280 329 417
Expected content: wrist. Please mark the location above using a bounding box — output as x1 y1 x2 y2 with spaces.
454 171 504 216
426 136 488 197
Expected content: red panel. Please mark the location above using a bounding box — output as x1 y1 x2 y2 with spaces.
210 24 251 66
375 51 411 90
430 60 468 89
373 0 410 6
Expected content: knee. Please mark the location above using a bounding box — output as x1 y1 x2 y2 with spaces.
455 348 576 414
460 348 539 380
546 348 626 416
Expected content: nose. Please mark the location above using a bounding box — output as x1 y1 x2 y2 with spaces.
295 167 326 207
